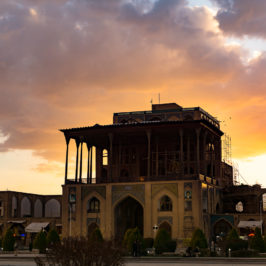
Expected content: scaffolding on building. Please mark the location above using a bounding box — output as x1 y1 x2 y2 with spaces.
232 161 240 185
222 133 232 165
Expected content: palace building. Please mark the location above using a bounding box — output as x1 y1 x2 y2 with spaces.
60 103 235 243
1 102 266 248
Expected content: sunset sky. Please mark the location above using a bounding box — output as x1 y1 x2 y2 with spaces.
1 0 266 194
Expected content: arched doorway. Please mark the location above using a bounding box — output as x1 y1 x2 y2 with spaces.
213 219 232 237
159 221 172 237
87 222 98 238
114 196 143 240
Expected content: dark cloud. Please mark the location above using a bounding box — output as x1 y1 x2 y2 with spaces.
0 0 266 164
213 0 266 37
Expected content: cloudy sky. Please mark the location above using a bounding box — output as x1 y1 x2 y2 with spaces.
1 0 266 194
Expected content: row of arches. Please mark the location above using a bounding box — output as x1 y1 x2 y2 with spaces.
12 196 60 218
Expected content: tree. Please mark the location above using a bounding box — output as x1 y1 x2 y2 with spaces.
47 229 60 247
123 227 143 255
190 228 208 249
250 227 265 252
154 228 172 254
34 231 47 253
89 227 103 243
45 237 124 266
227 228 239 240
123 228 134 251
2 228 15 251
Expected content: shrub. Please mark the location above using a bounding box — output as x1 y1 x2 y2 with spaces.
89 227 104 243
123 227 143 255
250 227 265 252
47 229 60 247
190 228 208 249
3 229 15 251
199 248 210 257
225 239 248 252
123 228 134 251
45 237 124 265
231 249 258 257
166 239 177 252
227 228 239 240
143 238 154 249
154 229 171 254
34 231 47 253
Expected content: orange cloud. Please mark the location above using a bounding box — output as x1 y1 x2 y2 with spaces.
0 0 266 171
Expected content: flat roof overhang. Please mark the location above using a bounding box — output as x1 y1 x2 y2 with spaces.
60 120 223 146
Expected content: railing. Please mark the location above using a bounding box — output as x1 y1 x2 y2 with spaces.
65 174 201 185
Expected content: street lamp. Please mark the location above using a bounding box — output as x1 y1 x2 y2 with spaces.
69 204 72 237
260 200 263 235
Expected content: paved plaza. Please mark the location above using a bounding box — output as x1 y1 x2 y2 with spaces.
1 255 266 266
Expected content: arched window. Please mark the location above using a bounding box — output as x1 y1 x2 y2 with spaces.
87 197 100 213
12 196 17 217
236 201 243 213
0 200 3 217
206 143 214 151
45 199 61 217
159 221 172 236
87 222 98 238
159 196 172 211
34 199 43 218
262 193 266 212
21 197 31 217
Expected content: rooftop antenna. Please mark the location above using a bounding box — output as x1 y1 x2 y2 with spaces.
150 98 153 108
158 93 160 104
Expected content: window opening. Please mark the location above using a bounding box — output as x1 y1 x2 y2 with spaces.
102 149 108 166
159 196 172 211
236 201 243 212
87 197 100 213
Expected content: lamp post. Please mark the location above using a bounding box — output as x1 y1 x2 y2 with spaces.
260 200 263 235
69 204 72 237
153 224 158 237
152 224 158 255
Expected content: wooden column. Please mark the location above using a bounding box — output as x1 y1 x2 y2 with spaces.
86 143 91 184
90 147 93 183
108 133 113 182
64 136 70 184
156 136 159 177
164 148 167 175
179 130 183 176
196 128 201 175
211 137 214 178
75 139 80 183
146 130 151 179
203 131 207 176
118 140 122 178
79 141 83 183
187 136 190 175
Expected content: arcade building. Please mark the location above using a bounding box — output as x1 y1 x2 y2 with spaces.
60 103 241 244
